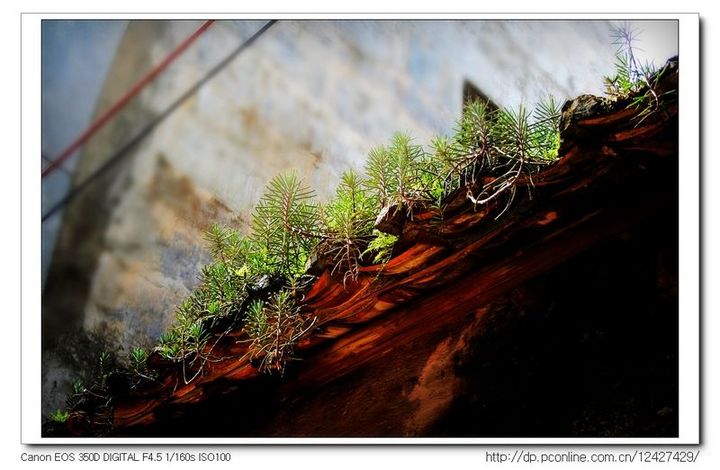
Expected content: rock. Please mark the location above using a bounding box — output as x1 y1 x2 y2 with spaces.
304 240 335 276
374 203 406 236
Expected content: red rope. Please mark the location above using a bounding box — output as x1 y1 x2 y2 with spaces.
42 20 216 179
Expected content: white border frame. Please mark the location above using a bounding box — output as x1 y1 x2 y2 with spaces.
22 13 700 444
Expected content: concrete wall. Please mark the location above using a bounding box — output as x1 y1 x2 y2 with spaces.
40 19 678 415
41 21 128 286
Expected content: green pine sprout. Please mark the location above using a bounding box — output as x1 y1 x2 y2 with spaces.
129 347 147 371
323 169 377 284
364 145 396 208
531 95 562 161
244 299 268 339
365 133 426 214
244 290 315 375
72 380 85 395
50 409 70 423
362 230 399 265
605 23 645 97
603 23 673 126
251 171 322 279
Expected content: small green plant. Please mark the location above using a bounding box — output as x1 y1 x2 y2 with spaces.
187 321 208 352
244 299 268 339
97 351 111 374
605 24 648 97
72 380 85 395
419 136 454 207
160 298 208 361
251 171 322 280
244 290 315 375
389 133 427 208
52 349 118 432
128 346 161 385
157 331 182 360
322 169 377 284
365 133 426 215
199 262 247 316
364 145 395 208
604 23 673 125
64 378 87 410
205 223 276 279
531 96 562 161
451 99 495 184
203 223 244 264
49 409 70 423
363 230 398 265
129 347 148 372
459 98 561 216
91 350 115 392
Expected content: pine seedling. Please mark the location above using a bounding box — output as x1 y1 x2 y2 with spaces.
426 135 461 202
462 105 529 210
605 23 643 97
244 299 268 339
251 171 322 280
129 347 148 373
365 133 426 212
530 95 562 162
157 331 182 360
244 290 315 375
603 23 672 126
465 102 559 215
362 230 399 265
50 409 70 423
364 145 397 208
204 224 245 266
451 99 495 186
323 169 376 284
388 133 426 210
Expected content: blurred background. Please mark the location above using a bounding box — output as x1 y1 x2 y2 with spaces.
40 19 678 415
